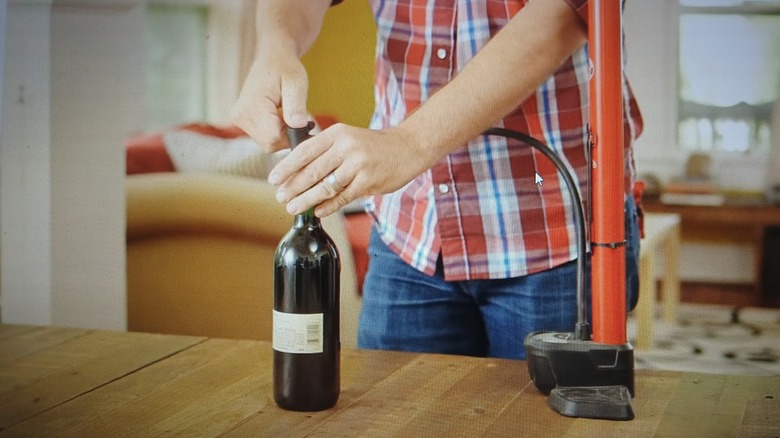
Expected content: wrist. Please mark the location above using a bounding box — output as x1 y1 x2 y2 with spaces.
397 95 490 162
393 116 452 172
255 0 330 58
256 33 299 59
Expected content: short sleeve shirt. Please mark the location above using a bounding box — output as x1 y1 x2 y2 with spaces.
366 0 643 281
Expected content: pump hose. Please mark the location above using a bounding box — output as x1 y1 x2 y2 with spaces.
482 128 590 341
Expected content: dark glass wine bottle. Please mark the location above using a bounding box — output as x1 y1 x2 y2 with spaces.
273 123 340 411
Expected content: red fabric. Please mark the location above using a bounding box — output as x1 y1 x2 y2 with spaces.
125 132 174 174
314 115 339 130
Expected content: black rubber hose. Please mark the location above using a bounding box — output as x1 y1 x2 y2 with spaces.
482 128 590 341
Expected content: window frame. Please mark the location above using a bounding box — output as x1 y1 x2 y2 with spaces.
676 1 780 155
145 0 245 126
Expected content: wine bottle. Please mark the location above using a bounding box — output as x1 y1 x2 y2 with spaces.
273 123 341 411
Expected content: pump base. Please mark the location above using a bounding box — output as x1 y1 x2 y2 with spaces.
524 331 635 420
548 385 634 421
524 331 635 396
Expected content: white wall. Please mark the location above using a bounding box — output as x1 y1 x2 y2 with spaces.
48 1 144 328
0 0 5 131
0 0 4 300
1 0 144 328
1 0 245 329
2 0 55 325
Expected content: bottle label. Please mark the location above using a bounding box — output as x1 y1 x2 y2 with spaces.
272 310 324 354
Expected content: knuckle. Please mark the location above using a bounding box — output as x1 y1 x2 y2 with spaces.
329 122 347 133
304 165 323 184
335 193 351 208
266 136 287 153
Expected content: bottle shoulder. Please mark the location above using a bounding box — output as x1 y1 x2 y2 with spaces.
276 226 340 260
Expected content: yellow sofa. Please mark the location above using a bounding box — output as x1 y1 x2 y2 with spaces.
126 172 361 347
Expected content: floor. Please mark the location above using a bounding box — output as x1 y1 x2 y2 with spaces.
628 303 780 376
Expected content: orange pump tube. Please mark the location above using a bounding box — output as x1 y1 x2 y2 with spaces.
589 0 627 345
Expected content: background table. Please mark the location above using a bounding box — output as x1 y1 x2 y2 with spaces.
635 213 681 350
1 325 778 437
643 197 780 307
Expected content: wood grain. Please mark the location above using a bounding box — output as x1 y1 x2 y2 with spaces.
1 325 778 437
0 326 203 432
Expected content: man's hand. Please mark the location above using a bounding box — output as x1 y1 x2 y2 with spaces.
231 0 331 152
269 123 439 218
232 46 309 152
252 0 587 218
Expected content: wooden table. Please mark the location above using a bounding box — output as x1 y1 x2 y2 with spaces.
643 197 780 306
1 325 778 437
635 213 681 350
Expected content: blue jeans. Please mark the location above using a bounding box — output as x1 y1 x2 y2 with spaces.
357 199 640 360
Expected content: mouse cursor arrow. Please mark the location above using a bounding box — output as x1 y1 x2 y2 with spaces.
535 173 543 186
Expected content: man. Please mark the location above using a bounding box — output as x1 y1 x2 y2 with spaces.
233 0 642 359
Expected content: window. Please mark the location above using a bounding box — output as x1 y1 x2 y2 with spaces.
677 1 780 154
144 3 208 132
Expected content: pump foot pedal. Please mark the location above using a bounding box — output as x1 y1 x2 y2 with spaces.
548 385 634 421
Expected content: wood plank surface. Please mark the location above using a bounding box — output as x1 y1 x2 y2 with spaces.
222 347 419 438
1 338 263 437
304 354 523 437
0 325 90 364
0 325 204 432
654 373 780 438
1 325 778 437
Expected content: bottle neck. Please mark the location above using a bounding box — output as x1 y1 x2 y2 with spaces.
293 208 320 228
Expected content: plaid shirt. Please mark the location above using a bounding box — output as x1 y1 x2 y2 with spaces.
367 0 643 281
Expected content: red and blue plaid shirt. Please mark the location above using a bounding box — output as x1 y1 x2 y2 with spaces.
367 0 643 281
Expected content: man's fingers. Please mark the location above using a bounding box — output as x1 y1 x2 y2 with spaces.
233 91 290 152
284 169 355 217
281 68 310 129
268 133 336 190
314 186 356 218
232 56 310 152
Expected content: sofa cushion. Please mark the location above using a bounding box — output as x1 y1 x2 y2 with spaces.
164 130 287 179
124 118 340 176
126 132 175 174
125 123 247 175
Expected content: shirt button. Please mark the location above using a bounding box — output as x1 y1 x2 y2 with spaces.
436 48 448 60
438 183 450 194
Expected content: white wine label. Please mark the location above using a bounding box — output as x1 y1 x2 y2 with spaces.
272 310 324 354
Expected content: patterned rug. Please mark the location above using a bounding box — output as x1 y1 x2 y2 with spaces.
628 303 780 376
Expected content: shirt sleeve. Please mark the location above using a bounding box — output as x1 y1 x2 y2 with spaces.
562 0 588 26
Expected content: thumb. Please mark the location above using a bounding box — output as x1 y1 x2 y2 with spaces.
281 69 310 129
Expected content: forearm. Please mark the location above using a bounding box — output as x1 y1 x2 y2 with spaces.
255 0 332 57
234 0 331 141
398 0 587 162
263 0 590 217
